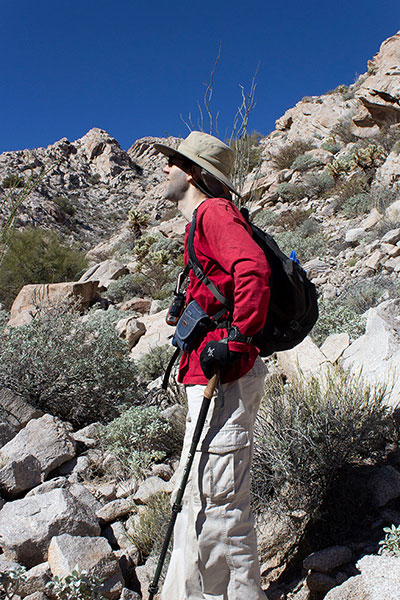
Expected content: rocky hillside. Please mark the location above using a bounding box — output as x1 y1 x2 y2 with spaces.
0 30 400 600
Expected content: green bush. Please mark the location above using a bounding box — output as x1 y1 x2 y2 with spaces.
275 219 326 263
47 569 105 600
100 405 178 478
276 182 307 203
0 228 88 309
0 305 142 428
136 344 175 383
131 233 184 301
311 298 366 345
341 193 372 217
252 369 395 515
321 140 342 154
291 153 320 172
336 174 369 202
128 492 171 562
273 140 316 170
252 210 278 230
303 170 336 197
277 208 312 231
379 525 400 557
53 195 76 216
1 174 24 189
339 275 400 315
105 274 144 304
88 173 101 185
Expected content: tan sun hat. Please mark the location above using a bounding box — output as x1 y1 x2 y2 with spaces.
154 131 240 196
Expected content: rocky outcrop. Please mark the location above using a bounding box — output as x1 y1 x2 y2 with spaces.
356 32 400 127
0 488 100 566
8 280 99 327
0 414 76 496
48 534 124 599
342 299 400 409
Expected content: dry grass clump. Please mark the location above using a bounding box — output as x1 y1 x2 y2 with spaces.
252 368 395 516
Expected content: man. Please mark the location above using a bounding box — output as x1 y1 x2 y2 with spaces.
154 131 270 600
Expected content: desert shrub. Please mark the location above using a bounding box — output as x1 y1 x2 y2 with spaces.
128 209 150 236
0 566 27 599
369 184 400 213
326 157 353 180
128 492 171 561
131 233 184 301
136 344 175 383
1 174 24 189
252 369 395 515
273 140 316 170
331 115 358 144
339 275 400 314
303 170 336 197
310 298 366 345
0 227 88 309
371 125 400 154
252 210 278 229
100 406 178 478
0 304 142 428
335 174 370 202
275 219 326 263
105 274 143 304
53 195 76 216
88 173 101 184
379 524 400 557
321 140 342 154
277 208 312 231
47 569 105 600
351 143 387 174
276 182 307 203
341 193 372 217
291 153 320 172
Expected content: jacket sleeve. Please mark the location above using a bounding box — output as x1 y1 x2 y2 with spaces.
199 201 270 350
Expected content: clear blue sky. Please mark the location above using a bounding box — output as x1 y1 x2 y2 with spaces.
1 0 399 153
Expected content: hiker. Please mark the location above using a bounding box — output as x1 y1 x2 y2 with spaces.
154 131 270 600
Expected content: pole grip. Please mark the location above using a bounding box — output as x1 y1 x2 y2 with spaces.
204 372 219 400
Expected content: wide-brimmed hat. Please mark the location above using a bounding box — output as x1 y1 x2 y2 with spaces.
154 131 240 196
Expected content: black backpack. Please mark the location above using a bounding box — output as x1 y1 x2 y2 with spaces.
187 206 319 356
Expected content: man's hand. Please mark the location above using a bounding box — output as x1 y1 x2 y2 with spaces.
200 340 242 379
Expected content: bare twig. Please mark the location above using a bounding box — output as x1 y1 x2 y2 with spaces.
203 43 222 135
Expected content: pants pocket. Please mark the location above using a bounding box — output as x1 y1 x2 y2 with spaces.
198 427 250 504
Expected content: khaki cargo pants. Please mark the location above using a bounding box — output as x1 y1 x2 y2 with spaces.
161 357 268 600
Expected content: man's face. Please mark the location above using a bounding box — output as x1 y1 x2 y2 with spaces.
163 156 190 203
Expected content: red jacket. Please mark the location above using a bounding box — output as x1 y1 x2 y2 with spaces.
177 198 270 385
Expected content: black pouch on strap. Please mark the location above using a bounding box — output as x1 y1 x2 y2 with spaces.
172 301 212 352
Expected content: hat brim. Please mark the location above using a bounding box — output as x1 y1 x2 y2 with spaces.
154 142 240 197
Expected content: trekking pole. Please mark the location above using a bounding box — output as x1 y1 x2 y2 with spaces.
148 372 219 600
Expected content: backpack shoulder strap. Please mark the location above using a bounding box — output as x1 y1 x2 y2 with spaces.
187 209 233 312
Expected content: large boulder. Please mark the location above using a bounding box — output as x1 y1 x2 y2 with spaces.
0 414 76 496
277 336 330 380
357 554 400 600
8 281 99 327
0 388 43 430
129 309 173 360
0 488 100 567
48 534 124 599
342 299 400 410
79 259 129 290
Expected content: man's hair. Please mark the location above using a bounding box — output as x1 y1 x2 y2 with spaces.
192 165 232 201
